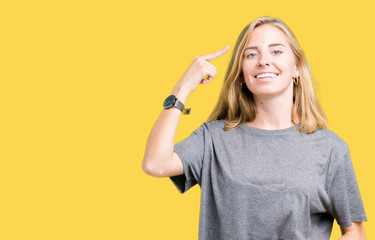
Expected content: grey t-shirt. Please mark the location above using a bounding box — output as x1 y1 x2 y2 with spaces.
169 119 367 240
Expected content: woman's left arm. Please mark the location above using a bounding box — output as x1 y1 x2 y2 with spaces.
338 222 366 240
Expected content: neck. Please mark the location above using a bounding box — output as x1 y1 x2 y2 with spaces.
249 89 299 130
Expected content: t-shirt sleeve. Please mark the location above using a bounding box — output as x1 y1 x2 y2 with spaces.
169 122 210 194
327 150 367 227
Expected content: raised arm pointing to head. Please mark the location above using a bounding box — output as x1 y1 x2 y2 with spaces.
142 45 230 178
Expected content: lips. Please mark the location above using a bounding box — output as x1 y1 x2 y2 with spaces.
255 72 279 79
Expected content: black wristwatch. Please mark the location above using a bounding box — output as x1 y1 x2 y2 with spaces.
163 95 191 115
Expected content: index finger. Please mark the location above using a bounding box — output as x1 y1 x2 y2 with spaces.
201 45 231 61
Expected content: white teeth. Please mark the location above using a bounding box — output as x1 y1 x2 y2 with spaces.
256 73 278 79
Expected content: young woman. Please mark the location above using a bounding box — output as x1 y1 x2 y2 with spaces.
142 16 367 239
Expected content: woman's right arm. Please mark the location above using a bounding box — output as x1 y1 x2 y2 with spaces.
141 45 231 178
142 85 189 178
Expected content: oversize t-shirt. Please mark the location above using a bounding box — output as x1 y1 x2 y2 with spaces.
169 119 367 240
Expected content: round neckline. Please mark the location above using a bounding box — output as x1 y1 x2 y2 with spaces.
241 122 301 135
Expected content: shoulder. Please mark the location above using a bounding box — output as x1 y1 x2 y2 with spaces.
204 119 226 129
199 119 242 139
203 119 241 135
309 128 352 182
303 127 350 154
195 120 225 138
322 129 349 155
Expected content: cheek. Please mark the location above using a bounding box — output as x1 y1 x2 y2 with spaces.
242 61 255 78
241 61 247 73
275 61 294 76
283 64 296 77
281 55 297 74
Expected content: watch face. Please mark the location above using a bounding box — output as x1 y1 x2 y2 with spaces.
163 95 176 108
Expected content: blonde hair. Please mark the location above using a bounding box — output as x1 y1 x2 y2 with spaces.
206 16 328 133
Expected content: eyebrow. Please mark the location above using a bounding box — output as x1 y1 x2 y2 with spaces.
244 43 286 52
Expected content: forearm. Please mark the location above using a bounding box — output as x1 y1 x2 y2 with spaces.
142 85 190 174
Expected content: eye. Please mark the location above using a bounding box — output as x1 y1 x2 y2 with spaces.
246 53 257 58
272 50 282 55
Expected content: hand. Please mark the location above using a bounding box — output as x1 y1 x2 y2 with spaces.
176 45 231 94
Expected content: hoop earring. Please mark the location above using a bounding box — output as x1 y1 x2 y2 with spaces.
241 82 245 89
293 76 300 86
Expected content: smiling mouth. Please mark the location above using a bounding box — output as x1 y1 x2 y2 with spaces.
255 73 279 79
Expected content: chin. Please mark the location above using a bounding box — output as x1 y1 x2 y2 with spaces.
250 88 290 99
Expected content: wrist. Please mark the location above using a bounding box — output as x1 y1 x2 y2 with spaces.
171 85 190 105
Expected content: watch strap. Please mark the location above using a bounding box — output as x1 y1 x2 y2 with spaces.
182 108 191 115
175 98 191 115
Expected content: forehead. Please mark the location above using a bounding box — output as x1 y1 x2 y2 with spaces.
246 24 289 47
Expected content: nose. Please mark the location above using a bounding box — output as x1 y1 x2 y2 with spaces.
257 53 270 67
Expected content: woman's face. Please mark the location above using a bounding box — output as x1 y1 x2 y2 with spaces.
242 24 299 98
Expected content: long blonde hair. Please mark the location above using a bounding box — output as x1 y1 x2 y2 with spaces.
206 16 328 133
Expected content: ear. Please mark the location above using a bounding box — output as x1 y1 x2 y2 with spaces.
293 65 300 78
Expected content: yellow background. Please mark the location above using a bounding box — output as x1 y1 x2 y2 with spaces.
0 0 373 239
